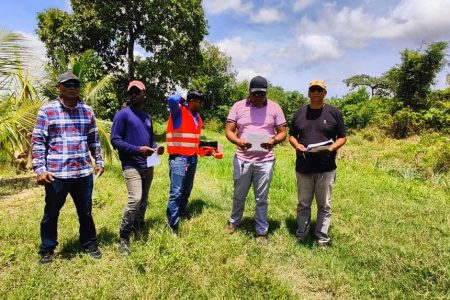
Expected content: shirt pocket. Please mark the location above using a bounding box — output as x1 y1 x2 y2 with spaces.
320 118 337 136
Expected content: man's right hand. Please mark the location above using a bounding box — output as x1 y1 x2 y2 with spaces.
236 139 252 151
139 146 155 156
295 144 307 153
37 172 55 185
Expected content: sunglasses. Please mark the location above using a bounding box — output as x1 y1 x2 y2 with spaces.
251 91 266 97
309 87 324 93
61 82 80 88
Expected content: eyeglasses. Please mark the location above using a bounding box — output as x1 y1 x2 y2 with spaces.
309 87 324 93
251 91 266 97
61 82 80 88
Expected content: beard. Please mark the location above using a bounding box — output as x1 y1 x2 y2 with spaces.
129 97 144 107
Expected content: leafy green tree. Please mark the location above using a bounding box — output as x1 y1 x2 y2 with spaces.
37 0 207 81
331 88 391 130
268 86 308 123
42 50 118 120
386 41 448 110
189 42 237 121
343 74 392 98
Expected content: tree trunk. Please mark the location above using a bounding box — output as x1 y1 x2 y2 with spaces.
128 27 135 81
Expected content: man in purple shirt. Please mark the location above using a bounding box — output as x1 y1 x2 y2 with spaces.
225 76 287 244
32 71 104 264
111 80 164 255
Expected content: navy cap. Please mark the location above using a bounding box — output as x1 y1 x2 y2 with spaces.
249 76 267 92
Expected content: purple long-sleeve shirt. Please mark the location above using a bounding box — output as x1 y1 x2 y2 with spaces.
111 106 157 170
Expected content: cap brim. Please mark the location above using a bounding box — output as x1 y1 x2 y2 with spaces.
310 85 326 90
59 78 80 84
250 88 267 92
127 85 144 92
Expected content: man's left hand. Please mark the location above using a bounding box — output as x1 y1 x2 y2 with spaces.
261 137 276 150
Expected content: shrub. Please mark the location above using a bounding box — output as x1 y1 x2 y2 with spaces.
386 107 424 138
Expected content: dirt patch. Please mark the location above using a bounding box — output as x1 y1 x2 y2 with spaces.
0 174 36 189
0 187 43 202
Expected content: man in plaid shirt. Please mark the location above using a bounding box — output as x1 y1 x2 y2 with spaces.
32 71 104 264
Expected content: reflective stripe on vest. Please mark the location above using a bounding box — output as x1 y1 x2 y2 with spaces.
167 142 198 148
166 105 203 156
166 133 200 139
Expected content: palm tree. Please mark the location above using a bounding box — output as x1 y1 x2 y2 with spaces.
0 30 117 172
0 29 40 170
42 49 117 161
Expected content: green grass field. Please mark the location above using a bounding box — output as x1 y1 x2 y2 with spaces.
1 128 449 299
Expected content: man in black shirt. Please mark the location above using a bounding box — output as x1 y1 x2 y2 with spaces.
289 80 347 246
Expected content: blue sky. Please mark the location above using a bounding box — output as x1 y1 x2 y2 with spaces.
1 0 449 96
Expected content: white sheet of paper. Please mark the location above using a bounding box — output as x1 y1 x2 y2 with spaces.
146 152 161 167
244 133 271 152
306 139 333 152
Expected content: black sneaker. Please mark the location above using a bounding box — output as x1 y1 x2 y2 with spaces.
118 237 130 255
169 225 179 236
83 244 102 259
39 251 54 264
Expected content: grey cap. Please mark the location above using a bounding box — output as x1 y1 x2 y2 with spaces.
249 76 267 92
58 71 80 83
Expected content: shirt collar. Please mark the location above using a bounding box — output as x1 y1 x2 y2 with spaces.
246 97 268 107
57 97 82 110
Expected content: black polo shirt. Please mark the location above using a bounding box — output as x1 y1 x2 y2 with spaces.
289 104 346 174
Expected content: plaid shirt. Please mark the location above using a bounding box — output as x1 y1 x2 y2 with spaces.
32 98 104 179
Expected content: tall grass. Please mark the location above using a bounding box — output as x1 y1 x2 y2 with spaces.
0 127 449 299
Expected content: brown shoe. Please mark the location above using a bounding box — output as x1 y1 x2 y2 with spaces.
225 223 237 234
256 235 268 245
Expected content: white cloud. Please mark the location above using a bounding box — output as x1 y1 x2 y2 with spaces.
296 34 343 61
375 0 450 40
293 0 315 12
294 0 450 49
203 0 252 15
269 34 343 64
235 63 275 83
216 37 254 63
236 68 259 82
250 8 284 23
203 0 284 24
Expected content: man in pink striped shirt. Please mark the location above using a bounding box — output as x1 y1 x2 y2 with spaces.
224 76 287 244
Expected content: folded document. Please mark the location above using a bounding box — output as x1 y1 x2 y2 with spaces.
306 139 333 153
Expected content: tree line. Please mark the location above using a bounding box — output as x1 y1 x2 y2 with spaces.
0 0 449 171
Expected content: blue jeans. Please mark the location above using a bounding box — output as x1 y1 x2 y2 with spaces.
167 156 197 229
39 174 97 254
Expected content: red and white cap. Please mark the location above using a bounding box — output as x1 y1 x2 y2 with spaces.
127 80 145 91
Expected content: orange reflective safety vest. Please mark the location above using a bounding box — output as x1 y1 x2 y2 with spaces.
166 106 203 156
